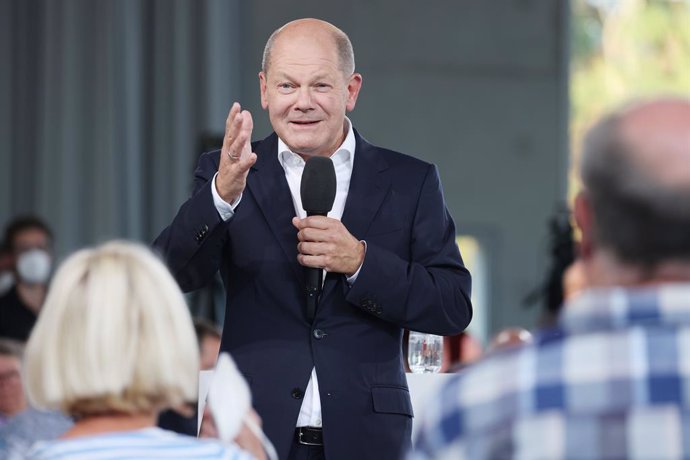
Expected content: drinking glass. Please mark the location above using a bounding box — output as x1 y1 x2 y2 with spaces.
408 332 443 373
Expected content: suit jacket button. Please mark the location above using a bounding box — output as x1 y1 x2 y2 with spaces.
291 388 304 399
313 329 326 339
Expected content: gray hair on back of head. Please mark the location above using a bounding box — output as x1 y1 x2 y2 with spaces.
580 98 690 268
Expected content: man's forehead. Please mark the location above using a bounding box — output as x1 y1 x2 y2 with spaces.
268 67 338 81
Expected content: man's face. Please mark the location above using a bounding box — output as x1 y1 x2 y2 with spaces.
12 227 51 258
259 32 362 158
0 355 26 417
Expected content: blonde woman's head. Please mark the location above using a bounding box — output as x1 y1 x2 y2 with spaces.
24 241 199 418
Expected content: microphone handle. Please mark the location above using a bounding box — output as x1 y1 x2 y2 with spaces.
304 211 326 322
305 267 322 322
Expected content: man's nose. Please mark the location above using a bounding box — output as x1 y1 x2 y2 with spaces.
294 87 313 111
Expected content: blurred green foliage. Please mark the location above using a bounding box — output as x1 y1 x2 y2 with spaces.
569 0 690 198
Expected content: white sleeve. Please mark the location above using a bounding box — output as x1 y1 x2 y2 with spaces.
211 173 242 221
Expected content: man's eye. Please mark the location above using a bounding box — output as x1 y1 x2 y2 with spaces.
278 83 294 92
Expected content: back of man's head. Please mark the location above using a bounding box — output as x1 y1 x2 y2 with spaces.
577 97 690 279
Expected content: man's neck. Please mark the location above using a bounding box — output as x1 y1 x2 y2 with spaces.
585 251 690 288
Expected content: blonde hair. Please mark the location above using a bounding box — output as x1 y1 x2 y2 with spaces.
24 241 200 417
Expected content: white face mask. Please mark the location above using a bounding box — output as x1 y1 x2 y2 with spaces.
16 249 52 285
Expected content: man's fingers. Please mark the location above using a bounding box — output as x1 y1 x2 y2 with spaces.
222 104 256 163
223 103 241 147
297 253 326 269
292 216 334 231
237 152 257 172
298 241 333 256
225 102 241 131
241 110 253 135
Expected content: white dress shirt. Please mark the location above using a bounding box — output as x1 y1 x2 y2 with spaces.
211 119 358 428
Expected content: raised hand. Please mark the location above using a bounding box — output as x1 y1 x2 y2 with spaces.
216 102 258 204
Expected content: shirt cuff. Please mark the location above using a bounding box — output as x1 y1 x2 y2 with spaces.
211 173 242 221
345 240 367 285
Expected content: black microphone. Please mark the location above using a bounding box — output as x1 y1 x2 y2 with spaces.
300 156 336 322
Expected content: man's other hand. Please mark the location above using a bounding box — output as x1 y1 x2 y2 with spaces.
293 216 365 276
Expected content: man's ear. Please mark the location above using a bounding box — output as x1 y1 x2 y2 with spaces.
345 73 363 112
259 71 268 110
574 191 594 259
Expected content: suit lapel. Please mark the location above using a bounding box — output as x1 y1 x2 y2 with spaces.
245 133 304 285
341 130 391 240
320 131 390 303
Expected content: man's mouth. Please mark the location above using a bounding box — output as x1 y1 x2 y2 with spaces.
290 120 320 126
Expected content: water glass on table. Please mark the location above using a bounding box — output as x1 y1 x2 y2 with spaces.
408 332 443 373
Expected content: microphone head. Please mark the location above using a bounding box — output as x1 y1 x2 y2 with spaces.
301 156 336 216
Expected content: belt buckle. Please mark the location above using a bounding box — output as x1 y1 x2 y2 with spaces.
298 428 323 446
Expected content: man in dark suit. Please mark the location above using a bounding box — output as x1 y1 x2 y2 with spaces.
154 18 472 460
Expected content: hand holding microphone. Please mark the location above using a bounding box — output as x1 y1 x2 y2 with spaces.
294 157 365 277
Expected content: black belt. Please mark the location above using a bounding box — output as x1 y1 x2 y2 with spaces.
295 426 323 446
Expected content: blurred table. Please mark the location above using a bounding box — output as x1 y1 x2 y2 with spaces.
406 372 454 439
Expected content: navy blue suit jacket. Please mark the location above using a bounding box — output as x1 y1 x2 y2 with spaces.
154 130 472 460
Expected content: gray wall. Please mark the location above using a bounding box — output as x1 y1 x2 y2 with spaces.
0 0 569 336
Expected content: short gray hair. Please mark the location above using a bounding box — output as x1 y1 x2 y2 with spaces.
580 102 690 268
24 241 200 417
262 23 355 77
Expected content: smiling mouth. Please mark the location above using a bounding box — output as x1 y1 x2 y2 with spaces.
290 120 320 126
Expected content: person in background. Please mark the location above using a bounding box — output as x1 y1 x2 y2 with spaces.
195 317 222 370
21 241 257 459
0 242 15 296
410 97 690 459
157 317 222 436
522 205 576 328
0 339 27 426
0 339 72 457
0 216 54 342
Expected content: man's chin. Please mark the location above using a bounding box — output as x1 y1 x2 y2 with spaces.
283 138 322 157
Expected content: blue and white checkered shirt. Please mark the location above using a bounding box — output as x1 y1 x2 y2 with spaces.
410 284 690 460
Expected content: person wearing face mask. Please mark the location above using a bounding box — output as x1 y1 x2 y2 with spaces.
0 244 15 297
0 216 54 342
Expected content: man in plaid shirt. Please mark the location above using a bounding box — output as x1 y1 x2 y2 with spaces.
410 97 690 459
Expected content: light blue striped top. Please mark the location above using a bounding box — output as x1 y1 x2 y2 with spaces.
25 427 255 460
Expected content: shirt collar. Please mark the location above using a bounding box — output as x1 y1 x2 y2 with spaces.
277 117 355 170
559 283 690 334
